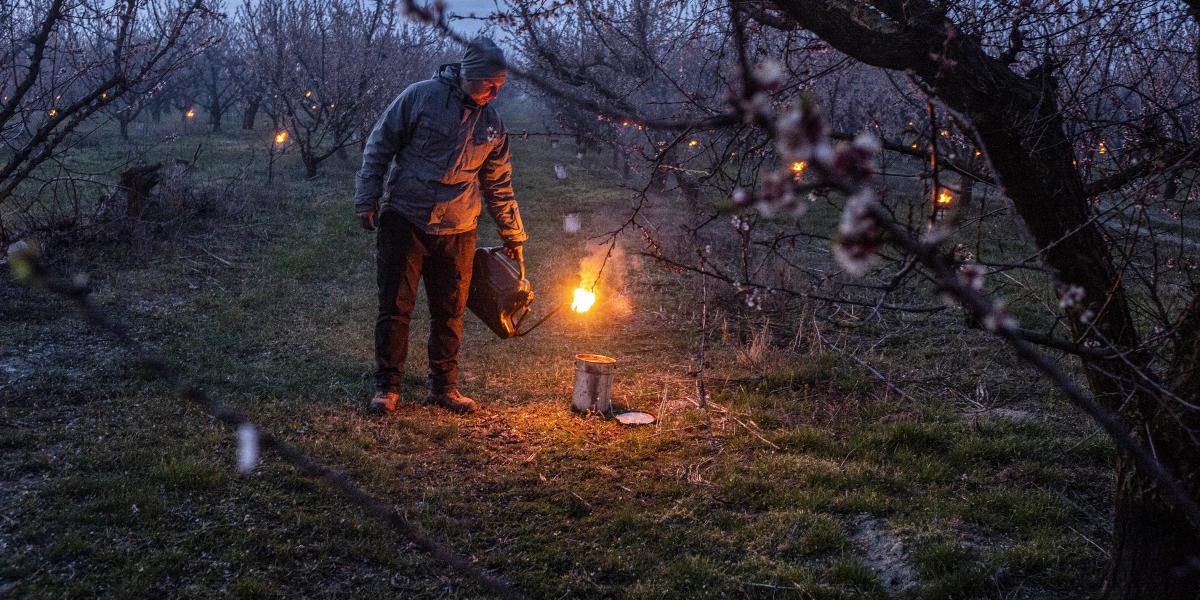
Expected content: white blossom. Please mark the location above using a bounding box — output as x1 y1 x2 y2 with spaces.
1057 283 1086 308
751 59 786 90
958 263 986 291
732 187 750 206
833 189 881 276
237 423 259 473
982 302 1017 332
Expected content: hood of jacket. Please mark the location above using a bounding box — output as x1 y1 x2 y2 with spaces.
434 62 483 108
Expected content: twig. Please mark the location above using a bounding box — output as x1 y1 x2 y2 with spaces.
816 329 918 404
696 276 713 434
197 245 234 267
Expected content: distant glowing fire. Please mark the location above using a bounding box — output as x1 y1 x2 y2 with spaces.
937 190 954 206
571 287 596 313
274 131 288 144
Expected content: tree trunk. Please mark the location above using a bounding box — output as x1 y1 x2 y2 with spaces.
209 105 223 132
302 151 319 179
119 118 130 140
242 95 260 130
1105 457 1200 599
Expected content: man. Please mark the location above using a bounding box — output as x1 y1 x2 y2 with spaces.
353 37 526 414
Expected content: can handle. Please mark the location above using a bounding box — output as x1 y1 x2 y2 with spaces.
489 246 526 284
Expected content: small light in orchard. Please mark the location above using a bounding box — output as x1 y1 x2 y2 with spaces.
311 103 318 110
940 129 950 137
621 120 629 127
571 288 596 313
688 139 699 147
1098 140 1108 155
305 90 312 98
328 103 335 109
911 143 919 149
100 92 108 100
274 130 288 144
185 108 196 119
937 189 955 206
974 149 982 157
55 95 61 101
48 108 58 117
1072 159 1078 166
790 161 807 175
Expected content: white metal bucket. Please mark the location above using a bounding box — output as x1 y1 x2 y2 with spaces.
572 354 616 414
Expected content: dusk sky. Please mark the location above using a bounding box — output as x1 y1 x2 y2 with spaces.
442 0 509 37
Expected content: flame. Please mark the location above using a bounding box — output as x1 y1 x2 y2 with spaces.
940 129 950 137
48 108 57 117
688 139 699 147
571 287 596 313
1098 140 1108 155
305 90 312 98
937 190 954 206
274 130 288 144
790 161 807 175
185 109 195 119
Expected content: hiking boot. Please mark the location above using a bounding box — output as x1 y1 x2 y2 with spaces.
369 390 399 413
426 389 478 414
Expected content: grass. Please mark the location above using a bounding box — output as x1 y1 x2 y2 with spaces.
0 102 1115 598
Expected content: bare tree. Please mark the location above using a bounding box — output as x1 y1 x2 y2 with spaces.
239 0 442 179
0 0 219 245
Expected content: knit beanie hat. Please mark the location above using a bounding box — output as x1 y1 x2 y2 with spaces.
461 36 507 80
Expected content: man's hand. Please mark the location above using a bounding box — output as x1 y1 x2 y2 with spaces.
357 209 378 232
502 240 524 264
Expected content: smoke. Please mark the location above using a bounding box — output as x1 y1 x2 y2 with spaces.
578 240 633 317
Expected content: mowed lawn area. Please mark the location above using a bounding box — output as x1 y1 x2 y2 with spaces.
2 103 1114 599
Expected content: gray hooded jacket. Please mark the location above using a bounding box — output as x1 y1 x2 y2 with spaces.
354 63 526 243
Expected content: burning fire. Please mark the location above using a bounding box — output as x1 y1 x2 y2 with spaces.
937 190 955 206
185 109 196 119
274 130 288 144
1098 140 1108 155
790 161 807 176
571 287 596 313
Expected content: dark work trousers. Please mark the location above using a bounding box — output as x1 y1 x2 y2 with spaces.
375 210 476 394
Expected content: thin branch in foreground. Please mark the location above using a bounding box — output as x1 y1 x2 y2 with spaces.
5 243 527 600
